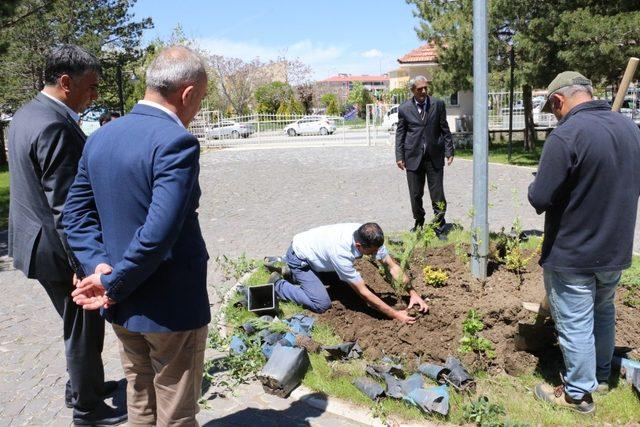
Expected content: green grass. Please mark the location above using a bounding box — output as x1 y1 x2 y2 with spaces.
0 164 9 229
621 256 640 288
456 140 543 167
450 372 640 426
217 250 640 426
245 265 271 286
621 256 640 307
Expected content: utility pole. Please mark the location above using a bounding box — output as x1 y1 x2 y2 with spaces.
471 0 489 279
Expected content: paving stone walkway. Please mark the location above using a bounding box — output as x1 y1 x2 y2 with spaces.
1 145 639 426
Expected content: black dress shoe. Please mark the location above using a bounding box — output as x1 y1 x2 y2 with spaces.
410 219 425 232
66 380 119 409
73 401 127 426
435 227 447 241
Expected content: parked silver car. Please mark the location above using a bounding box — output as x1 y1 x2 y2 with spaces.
207 120 255 139
284 116 336 136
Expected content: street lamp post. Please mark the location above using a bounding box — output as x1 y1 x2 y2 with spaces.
471 0 489 279
508 45 515 163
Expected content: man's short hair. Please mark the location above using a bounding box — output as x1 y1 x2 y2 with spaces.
409 75 428 90
99 111 120 126
43 44 101 86
145 45 207 95
354 223 385 249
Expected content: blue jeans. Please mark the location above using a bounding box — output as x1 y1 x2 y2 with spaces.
543 268 621 399
274 245 333 313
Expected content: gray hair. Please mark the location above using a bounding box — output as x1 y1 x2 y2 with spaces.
409 75 428 90
554 84 593 99
146 45 207 94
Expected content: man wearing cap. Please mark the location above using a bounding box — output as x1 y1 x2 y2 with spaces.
528 71 640 413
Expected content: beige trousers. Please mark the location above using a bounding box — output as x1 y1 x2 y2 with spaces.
113 323 208 426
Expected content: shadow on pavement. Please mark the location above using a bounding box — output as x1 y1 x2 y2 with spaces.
203 392 329 427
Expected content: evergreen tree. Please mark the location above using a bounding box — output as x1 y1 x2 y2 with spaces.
0 0 152 113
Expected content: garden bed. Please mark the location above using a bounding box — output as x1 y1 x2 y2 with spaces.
214 232 640 426
316 243 640 376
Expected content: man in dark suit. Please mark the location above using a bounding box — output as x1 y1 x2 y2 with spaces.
395 76 454 236
8 44 126 425
64 46 211 425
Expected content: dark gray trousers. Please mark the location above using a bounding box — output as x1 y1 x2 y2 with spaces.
406 155 446 228
40 279 106 414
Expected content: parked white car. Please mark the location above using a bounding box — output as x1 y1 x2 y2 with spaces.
284 116 336 136
207 120 255 139
79 109 104 136
381 105 399 132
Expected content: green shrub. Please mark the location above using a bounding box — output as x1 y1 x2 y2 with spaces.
423 265 448 287
459 310 495 359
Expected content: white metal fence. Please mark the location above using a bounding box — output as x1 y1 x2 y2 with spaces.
364 93 559 144
487 91 557 130
189 111 390 148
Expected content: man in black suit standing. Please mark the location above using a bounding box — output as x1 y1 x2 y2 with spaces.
8 45 126 425
395 76 454 236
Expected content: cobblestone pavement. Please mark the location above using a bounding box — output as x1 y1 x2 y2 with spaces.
2 145 639 426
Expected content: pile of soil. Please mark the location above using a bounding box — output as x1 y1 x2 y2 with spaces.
316 244 640 375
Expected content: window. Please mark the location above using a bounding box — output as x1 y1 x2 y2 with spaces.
448 92 459 107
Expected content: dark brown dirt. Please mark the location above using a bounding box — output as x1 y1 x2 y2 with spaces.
315 244 640 376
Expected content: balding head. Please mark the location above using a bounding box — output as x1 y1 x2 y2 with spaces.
143 46 208 127
145 45 207 96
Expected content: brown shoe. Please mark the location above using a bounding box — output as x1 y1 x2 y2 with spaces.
534 383 595 414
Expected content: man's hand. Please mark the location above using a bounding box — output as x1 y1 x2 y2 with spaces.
408 290 429 313
394 309 417 324
396 160 405 170
72 273 80 287
95 263 112 275
446 156 454 166
72 273 114 310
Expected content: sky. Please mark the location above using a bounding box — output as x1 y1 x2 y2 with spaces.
131 0 425 80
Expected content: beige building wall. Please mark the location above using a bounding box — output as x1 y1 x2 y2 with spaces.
389 63 439 90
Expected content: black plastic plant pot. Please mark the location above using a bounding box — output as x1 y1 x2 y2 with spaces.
258 346 310 397
246 283 278 314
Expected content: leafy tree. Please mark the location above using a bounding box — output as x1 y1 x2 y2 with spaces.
296 83 314 114
0 0 152 113
386 88 410 104
407 0 640 151
125 25 223 113
347 82 373 119
321 93 341 116
276 96 304 115
207 55 267 115
0 0 24 54
254 81 292 114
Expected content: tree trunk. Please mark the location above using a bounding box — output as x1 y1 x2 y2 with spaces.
0 122 7 167
523 84 537 151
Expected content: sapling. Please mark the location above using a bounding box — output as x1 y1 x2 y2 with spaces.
459 310 496 359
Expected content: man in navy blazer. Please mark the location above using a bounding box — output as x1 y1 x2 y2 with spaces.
63 46 210 425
